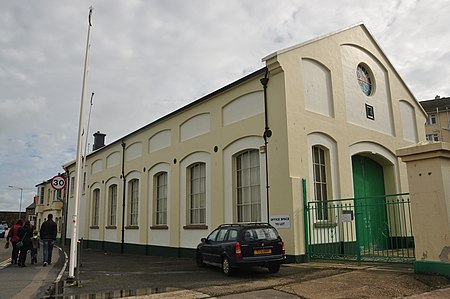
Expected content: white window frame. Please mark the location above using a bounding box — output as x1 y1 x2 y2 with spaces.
188 163 206 225
426 134 439 142
155 172 168 225
70 175 75 196
129 179 139 226
235 149 261 222
39 187 44 204
312 146 329 221
223 137 267 223
92 188 100 226
108 184 118 226
427 114 437 125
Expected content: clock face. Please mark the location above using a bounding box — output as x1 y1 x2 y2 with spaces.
357 64 372 96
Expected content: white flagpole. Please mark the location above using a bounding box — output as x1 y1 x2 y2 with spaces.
68 6 93 282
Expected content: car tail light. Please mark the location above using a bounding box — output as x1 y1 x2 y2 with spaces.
281 240 285 255
235 242 242 258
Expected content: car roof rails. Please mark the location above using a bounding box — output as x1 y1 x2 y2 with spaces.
218 223 241 228
218 222 271 228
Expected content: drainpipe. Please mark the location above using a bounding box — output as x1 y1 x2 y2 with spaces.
260 68 272 222
121 140 126 254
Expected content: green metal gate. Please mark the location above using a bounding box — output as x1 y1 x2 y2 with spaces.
304 183 415 263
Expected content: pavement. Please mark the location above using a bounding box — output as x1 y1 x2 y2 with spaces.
1 245 450 299
0 246 64 299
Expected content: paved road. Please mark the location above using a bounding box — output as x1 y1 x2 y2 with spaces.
58 249 450 299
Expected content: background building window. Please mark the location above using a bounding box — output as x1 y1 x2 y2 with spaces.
92 189 100 226
155 172 168 225
70 177 75 195
108 184 117 226
39 187 44 204
427 114 437 125
312 146 328 220
426 134 439 142
129 179 139 226
236 149 261 222
189 163 206 224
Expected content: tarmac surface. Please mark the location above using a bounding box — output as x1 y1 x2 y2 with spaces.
0 245 449 299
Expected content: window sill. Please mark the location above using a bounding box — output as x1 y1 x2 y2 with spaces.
105 225 117 229
150 225 168 230
125 225 139 230
183 224 208 230
90 226 99 229
313 221 337 228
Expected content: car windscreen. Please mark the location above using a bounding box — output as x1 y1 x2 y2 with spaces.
243 227 279 241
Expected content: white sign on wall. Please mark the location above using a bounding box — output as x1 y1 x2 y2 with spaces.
341 210 354 223
270 215 290 229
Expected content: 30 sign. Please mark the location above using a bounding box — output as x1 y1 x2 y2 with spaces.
51 175 66 190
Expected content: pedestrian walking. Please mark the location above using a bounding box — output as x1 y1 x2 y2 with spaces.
40 214 57 266
17 221 33 267
30 230 40 264
6 219 23 264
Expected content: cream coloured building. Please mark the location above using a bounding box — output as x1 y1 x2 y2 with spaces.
35 177 65 238
421 96 450 142
61 24 426 261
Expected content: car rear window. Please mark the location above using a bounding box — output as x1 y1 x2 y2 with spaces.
243 227 278 241
216 229 228 242
227 229 238 241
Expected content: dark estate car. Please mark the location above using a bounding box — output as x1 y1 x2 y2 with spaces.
196 223 286 276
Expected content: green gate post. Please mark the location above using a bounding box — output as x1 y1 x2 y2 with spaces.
302 178 309 262
355 198 361 264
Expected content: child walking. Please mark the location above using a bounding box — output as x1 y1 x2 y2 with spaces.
30 230 40 264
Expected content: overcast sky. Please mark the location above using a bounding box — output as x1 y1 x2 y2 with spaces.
1 0 449 212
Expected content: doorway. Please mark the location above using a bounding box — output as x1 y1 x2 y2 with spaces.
352 155 388 251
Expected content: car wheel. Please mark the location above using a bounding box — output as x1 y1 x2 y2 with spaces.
268 264 280 273
222 257 234 276
196 252 205 267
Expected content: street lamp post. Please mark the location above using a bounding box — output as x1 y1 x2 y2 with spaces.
8 185 23 220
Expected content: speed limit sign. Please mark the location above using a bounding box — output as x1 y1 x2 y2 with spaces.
51 175 66 190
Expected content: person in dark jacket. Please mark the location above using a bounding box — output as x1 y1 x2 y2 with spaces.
6 219 23 264
40 213 57 266
17 221 33 267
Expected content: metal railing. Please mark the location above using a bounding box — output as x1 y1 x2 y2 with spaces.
305 192 415 263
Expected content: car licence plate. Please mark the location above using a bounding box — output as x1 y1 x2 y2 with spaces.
254 248 272 255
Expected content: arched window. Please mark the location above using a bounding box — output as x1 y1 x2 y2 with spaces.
236 149 261 222
188 163 206 224
312 146 328 220
108 184 118 226
155 172 168 225
128 179 139 226
92 188 100 226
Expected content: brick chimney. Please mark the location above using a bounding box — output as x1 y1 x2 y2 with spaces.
93 131 106 151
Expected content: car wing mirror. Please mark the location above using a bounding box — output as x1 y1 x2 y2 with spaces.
201 237 207 243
